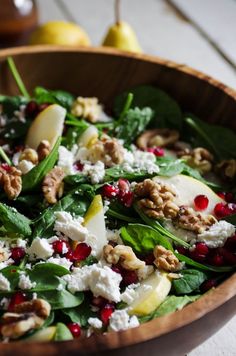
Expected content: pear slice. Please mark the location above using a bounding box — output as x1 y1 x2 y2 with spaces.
83 195 107 257
77 125 99 148
25 326 56 342
154 174 223 215
25 104 66 149
129 272 171 316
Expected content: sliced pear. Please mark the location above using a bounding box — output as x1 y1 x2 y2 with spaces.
154 174 223 215
129 272 171 316
83 195 107 257
25 326 56 342
25 104 66 149
77 125 98 148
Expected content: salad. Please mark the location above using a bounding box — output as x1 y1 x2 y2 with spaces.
0 57 235 342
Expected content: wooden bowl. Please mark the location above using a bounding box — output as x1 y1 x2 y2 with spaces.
0 46 236 356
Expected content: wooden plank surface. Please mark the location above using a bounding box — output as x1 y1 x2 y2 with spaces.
34 0 236 354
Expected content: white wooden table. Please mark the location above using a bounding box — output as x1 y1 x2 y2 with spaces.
37 1 236 354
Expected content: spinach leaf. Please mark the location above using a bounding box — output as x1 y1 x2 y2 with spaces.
22 137 61 192
64 174 87 186
36 290 84 310
0 266 21 291
0 203 31 236
114 85 183 130
185 116 236 160
157 157 185 177
7 57 30 99
176 253 234 272
139 295 200 323
115 107 153 146
107 201 139 223
172 269 208 294
222 214 236 225
54 323 73 341
62 301 96 327
0 95 28 117
30 263 70 278
120 224 173 253
105 166 156 181
34 87 74 110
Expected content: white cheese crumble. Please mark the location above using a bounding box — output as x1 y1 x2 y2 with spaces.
197 220 235 248
109 309 140 332
0 297 9 310
54 212 88 241
83 161 105 184
18 273 36 290
46 257 72 270
27 237 53 260
0 273 10 291
122 147 159 175
17 160 35 175
120 284 140 305
63 263 122 302
88 317 103 329
57 146 75 175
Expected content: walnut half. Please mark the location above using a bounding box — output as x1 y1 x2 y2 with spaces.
88 137 124 167
136 129 179 149
42 166 65 204
179 147 214 174
0 299 51 339
154 245 182 272
103 244 145 270
0 165 22 199
175 206 216 234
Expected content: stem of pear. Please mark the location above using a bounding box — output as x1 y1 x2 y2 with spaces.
115 0 121 24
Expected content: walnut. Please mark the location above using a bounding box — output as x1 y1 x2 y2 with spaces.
175 206 216 234
0 247 10 263
216 159 236 180
136 265 154 280
42 166 65 204
179 147 214 174
103 244 145 270
136 129 179 149
0 166 22 199
134 179 179 219
0 299 51 339
88 137 124 167
19 148 38 164
37 140 51 161
71 97 102 123
154 245 182 272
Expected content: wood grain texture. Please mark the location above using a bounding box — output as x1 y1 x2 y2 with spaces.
0 46 235 355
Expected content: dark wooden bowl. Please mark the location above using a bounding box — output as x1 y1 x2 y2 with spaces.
0 46 236 356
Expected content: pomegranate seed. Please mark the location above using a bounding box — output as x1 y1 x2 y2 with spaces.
91 296 107 308
200 279 217 293
102 184 119 199
214 203 231 218
118 190 134 207
217 192 226 200
147 147 164 157
210 254 224 266
65 249 74 262
73 161 84 171
195 242 209 256
111 266 122 274
8 292 27 311
218 248 236 265
73 243 91 261
67 323 81 338
122 270 139 286
142 253 155 265
117 178 130 192
100 304 115 325
1 163 11 172
11 247 25 264
52 240 64 255
176 246 189 256
224 235 236 252
225 192 234 203
189 249 206 262
25 101 39 118
194 195 209 211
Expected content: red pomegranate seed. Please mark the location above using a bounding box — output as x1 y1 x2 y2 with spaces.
200 279 217 293
210 254 224 266
224 234 236 252
111 266 122 274
25 101 39 118
176 246 189 256
91 296 107 308
147 147 164 157
117 178 130 192
118 190 134 207
194 195 209 211
214 203 232 218
67 323 81 338
195 242 209 256
11 247 26 264
225 192 235 203
52 240 64 255
189 249 206 262
217 192 226 200
1 163 11 172
218 248 236 265
142 253 155 265
100 304 115 325
73 161 84 171
65 249 74 262
121 270 139 286
102 184 119 199
73 243 91 261
8 292 27 311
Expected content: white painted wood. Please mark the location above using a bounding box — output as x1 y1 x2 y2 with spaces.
172 0 236 68
36 0 67 23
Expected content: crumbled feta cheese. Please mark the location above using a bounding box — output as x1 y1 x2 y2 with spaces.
103 199 110 214
18 273 36 290
106 229 121 243
47 257 72 270
137 265 154 280
109 309 140 331
74 147 89 162
83 161 105 184
32 292 38 300
27 237 53 260
57 146 75 175
0 273 10 291
54 212 88 241
12 151 21 166
0 297 9 310
16 238 27 249
17 160 35 174
63 263 122 302
122 147 159 174
47 236 59 244
198 220 235 248
121 284 140 305
88 317 103 329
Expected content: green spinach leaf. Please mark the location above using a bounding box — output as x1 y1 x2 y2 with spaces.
34 87 74 110
62 301 96 327
172 269 208 294
176 253 234 272
0 203 31 236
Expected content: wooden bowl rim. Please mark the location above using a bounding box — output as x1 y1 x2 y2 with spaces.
0 45 236 352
